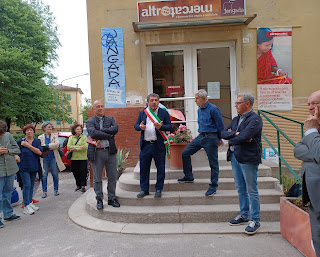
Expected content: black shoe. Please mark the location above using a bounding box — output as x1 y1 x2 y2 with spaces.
75 186 81 192
154 190 162 198
137 191 149 198
4 214 21 221
96 197 104 210
81 187 86 193
177 177 194 183
108 198 120 208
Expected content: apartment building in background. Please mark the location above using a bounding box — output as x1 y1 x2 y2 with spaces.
10 85 83 134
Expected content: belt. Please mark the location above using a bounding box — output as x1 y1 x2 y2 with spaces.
199 132 217 136
97 147 109 150
144 140 157 144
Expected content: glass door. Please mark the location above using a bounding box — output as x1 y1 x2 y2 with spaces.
196 47 231 126
147 42 236 136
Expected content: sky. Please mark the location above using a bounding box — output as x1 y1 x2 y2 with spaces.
42 0 91 104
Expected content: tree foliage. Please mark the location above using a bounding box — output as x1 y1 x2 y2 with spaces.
0 0 68 129
81 98 92 125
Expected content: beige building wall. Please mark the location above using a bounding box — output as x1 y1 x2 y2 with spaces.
86 0 320 169
87 0 320 102
10 87 83 134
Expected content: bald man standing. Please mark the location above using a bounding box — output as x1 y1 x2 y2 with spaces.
294 90 320 256
86 100 120 210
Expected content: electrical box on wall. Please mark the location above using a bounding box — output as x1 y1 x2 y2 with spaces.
126 99 132 104
135 99 141 104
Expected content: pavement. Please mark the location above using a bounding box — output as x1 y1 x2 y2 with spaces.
0 171 303 257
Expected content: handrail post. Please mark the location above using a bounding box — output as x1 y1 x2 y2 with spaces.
277 130 282 184
301 124 304 139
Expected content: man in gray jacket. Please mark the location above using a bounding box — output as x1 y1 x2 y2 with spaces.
0 120 21 227
294 90 320 256
86 100 120 210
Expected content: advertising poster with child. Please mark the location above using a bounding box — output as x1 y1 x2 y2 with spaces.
257 27 292 111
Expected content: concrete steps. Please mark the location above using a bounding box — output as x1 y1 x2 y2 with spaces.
115 187 282 206
86 189 280 223
133 164 273 180
69 150 283 234
119 172 278 192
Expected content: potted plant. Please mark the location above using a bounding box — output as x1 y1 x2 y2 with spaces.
116 148 133 179
167 124 193 170
280 175 316 256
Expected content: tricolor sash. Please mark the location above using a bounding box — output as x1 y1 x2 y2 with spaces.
144 107 171 158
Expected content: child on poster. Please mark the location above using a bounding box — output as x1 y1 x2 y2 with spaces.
257 27 292 84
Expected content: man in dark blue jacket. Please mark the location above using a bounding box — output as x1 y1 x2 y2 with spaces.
221 93 263 235
87 100 119 210
134 93 172 198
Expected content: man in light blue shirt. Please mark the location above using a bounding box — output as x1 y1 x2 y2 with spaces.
178 89 224 196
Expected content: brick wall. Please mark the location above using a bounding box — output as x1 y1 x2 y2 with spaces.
87 106 144 166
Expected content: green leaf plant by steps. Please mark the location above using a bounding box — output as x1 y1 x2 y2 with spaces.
117 148 133 179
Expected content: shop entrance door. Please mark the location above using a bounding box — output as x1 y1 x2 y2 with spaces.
147 42 236 136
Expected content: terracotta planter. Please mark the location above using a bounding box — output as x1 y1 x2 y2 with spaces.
280 197 316 257
169 142 188 170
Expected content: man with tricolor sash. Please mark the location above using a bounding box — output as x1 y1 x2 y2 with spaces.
134 93 172 198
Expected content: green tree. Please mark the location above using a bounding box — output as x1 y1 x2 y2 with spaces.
0 0 68 130
81 98 92 125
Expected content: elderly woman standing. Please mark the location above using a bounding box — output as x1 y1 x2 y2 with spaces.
67 124 88 193
38 122 65 198
0 120 21 228
17 124 42 215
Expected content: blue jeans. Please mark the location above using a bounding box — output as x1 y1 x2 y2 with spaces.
19 171 37 206
182 133 219 191
42 158 59 192
231 153 260 222
0 174 15 222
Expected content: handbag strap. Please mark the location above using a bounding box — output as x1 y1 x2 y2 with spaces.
74 136 81 146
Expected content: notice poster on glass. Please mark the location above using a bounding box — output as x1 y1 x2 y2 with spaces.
101 27 126 108
207 82 220 99
257 27 292 111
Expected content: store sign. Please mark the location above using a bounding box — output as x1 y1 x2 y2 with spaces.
137 0 245 22
101 27 126 108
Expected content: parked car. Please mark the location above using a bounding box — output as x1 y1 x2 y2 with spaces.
57 132 72 167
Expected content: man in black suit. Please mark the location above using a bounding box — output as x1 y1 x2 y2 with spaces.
134 93 172 198
86 100 120 210
294 90 320 256
221 93 263 235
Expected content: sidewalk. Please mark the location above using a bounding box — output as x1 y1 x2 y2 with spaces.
0 171 303 257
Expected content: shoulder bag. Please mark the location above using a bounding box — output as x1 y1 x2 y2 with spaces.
66 136 81 160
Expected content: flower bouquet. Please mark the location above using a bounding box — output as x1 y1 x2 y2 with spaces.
168 124 193 143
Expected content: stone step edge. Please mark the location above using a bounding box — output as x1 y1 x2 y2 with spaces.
87 190 280 213
69 189 280 234
133 164 272 173
115 187 283 198
120 172 279 185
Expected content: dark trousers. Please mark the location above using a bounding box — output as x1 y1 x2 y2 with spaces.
71 160 88 187
139 141 166 192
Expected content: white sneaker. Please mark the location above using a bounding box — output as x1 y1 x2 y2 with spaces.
23 205 35 215
29 202 39 211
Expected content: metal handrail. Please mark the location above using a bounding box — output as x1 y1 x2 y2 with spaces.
258 110 303 183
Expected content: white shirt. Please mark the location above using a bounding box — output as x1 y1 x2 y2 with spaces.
144 108 158 141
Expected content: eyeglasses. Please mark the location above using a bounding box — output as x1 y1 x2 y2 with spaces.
308 102 320 107
235 101 247 105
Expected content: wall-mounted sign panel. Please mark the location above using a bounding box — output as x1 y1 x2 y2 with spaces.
101 27 126 108
137 0 245 22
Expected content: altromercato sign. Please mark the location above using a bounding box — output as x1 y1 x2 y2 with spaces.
137 0 245 22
